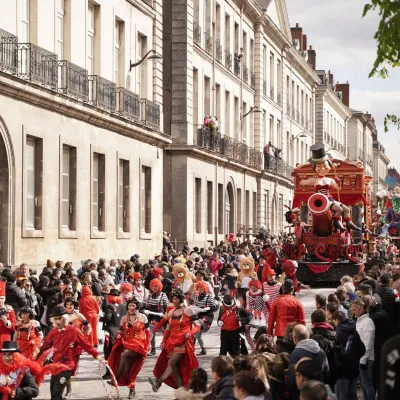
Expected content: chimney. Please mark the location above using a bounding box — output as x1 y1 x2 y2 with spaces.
302 34 307 51
307 45 316 70
328 70 334 86
291 23 303 50
335 82 350 106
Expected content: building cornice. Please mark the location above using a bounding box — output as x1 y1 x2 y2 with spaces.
316 86 352 119
287 48 321 86
126 0 156 20
0 72 171 148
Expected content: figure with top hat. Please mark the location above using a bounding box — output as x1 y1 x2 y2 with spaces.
299 143 361 232
36 306 106 400
0 282 16 350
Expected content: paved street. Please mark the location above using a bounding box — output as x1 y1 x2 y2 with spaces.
37 288 327 399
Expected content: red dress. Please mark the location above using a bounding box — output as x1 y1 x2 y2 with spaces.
79 286 100 346
108 314 150 389
15 320 42 360
0 306 16 349
153 309 199 388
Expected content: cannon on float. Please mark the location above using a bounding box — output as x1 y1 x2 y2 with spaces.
282 144 371 283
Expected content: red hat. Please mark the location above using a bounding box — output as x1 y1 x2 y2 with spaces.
0 281 5 297
133 272 142 280
265 268 276 276
249 280 262 290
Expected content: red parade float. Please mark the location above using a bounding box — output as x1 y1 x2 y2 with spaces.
283 144 370 283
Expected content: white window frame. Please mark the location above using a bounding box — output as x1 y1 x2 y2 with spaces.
55 0 65 59
87 3 95 75
114 20 120 84
20 0 30 42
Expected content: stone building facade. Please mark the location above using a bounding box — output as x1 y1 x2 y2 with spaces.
372 140 389 194
0 0 167 268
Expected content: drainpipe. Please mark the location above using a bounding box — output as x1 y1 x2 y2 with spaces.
214 161 218 246
239 3 244 142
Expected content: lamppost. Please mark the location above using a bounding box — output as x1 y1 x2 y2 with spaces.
129 50 162 71
240 106 262 141
290 132 307 166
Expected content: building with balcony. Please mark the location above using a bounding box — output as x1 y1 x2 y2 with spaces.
0 0 166 268
372 141 390 194
162 0 319 247
387 167 400 190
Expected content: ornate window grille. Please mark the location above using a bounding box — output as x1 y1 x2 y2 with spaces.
243 64 248 84
225 50 232 70
263 80 267 96
193 22 201 46
234 56 241 77
88 75 116 111
215 41 222 63
270 87 274 100
0 28 17 74
204 32 213 56
116 88 140 121
58 60 88 101
140 99 160 129
250 71 256 89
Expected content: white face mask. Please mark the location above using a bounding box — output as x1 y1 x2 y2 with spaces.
243 265 250 270
178 273 184 278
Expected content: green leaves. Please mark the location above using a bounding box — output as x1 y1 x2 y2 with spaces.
384 114 400 132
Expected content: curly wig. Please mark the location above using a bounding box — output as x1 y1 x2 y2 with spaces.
195 281 209 293
169 288 185 303
150 278 163 292
120 282 133 294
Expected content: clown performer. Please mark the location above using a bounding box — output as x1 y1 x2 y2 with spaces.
262 268 282 321
235 257 257 302
0 282 16 349
37 306 106 400
120 283 134 305
132 273 149 309
281 260 310 293
149 289 200 392
171 265 194 298
143 278 169 356
107 298 150 400
192 281 217 356
15 307 43 361
299 143 361 232
245 280 270 350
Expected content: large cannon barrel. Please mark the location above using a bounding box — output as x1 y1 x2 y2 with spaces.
308 193 332 237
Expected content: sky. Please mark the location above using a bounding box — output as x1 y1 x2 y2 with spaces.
285 0 400 171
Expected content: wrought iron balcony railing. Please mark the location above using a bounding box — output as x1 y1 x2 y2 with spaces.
225 50 232 70
58 60 88 101
193 126 261 168
215 41 222 63
88 75 116 111
234 56 241 77
250 71 256 89
287 104 291 116
17 43 58 88
270 87 274 100
243 64 248 84
263 80 267 96
0 28 17 74
116 88 140 121
193 22 201 46
140 98 160 129
204 32 213 56
264 154 293 181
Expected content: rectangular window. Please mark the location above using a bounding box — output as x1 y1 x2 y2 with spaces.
207 181 213 234
286 75 290 104
118 159 130 233
137 34 147 98
263 46 267 82
92 153 105 232
61 145 77 232
114 20 120 84
204 76 211 116
141 166 152 234
20 0 30 42
237 188 242 226
225 90 230 137
24 136 43 237
87 3 95 74
245 190 250 227
193 69 198 124
55 0 64 59
242 31 247 63
252 191 257 230
218 183 223 234
224 14 230 52
216 84 221 123
234 22 239 53
266 190 269 229
215 3 221 43
277 59 281 94
269 115 274 145
234 96 239 140
250 39 254 69
242 102 247 140
269 52 274 92
195 178 202 233
277 119 281 149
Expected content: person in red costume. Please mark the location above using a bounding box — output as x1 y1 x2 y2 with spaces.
107 298 150 399
0 282 16 349
37 306 106 400
262 245 277 269
281 260 310 293
15 307 43 361
78 286 100 347
148 289 200 392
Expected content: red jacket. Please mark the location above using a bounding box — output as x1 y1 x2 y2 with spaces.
79 286 100 317
219 306 240 331
268 294 305 337
254 263 272 284
263 251 277 269
209 259 223 275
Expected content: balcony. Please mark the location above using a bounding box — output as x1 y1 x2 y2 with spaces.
215 41 222 63
17 43 58 88
296 110 300 123
0 28 18 74
58 60 88 101
234 55 241 77
193 126 261 168
243 64 248 84
263 80 267 96
88 75 116 111
264 154 293 181
250 71 256 89
225 50 232 70
193 22 201 46
287 104 291 116
116 88 140 121
270 87 274 100
204 32 213 56
140 99 160 129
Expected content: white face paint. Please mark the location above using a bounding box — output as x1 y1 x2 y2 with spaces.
243 265 250 270
178 272 184 278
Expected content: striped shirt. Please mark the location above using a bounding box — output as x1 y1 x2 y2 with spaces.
145 291 169 312
194 293 217 310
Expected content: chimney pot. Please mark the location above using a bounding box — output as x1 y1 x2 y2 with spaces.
309 45 312 50
296 23 299 27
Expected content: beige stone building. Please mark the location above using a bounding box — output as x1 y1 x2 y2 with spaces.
162 0 320 248
372 140 389 195
0 0 167 268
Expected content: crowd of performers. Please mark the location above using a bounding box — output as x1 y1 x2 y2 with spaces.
0 235 399 399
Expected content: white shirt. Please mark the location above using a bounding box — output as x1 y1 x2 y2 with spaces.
356 313 375 363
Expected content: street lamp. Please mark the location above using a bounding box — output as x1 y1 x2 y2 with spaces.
129 50 163 71
240 106 262 138
290 132 307 144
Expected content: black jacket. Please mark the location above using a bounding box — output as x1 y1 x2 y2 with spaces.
5 282 27 314
214 374 235 400
102 303 126 340
376 285 397 323
14 370 39 399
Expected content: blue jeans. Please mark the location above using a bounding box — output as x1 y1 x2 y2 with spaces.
359 360 375 400
335 377 358 400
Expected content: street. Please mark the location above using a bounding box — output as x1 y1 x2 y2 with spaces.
38 288 327 400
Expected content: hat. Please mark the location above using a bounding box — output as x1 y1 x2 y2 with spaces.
222 295 235 307
309 143 329 164
51 305 67 317
0 341 21 353
265 268 276 276
0 281 5 297
109 288 120 296
133 272 142 280
283 279 294 290
154 252 161 258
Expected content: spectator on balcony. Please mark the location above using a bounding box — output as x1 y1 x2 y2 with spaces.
264 142 273 169
274 148 282 159
203 116 210 128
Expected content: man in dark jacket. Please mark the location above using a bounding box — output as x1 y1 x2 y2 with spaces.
1 269 27 314
376 274 398 329
332 310 366 400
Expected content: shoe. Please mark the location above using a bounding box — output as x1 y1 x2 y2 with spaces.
197 348 207 356
333 219 346 232
62 393 71 400
148 377 162 392
127 388 135 399
148 348 156 356
346 220 362 232
107 380 116 387
102 373 111 380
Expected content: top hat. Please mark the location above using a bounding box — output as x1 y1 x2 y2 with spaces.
51 305 67 318
309 143 329 164
0 341 21 353
109 288 120 296
222 295 235 307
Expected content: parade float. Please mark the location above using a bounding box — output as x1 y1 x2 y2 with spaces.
282 144 371 283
